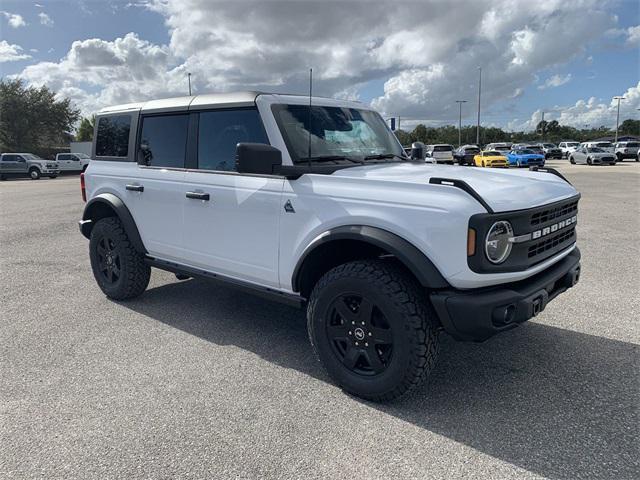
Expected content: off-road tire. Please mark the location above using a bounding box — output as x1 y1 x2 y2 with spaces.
29 167 41 180
307 259 439 402
89 217 150 300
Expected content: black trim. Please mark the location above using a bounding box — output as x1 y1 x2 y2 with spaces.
80 193 146 253
431 248 581 342
467 194 580 273
528 166 572 185
146 257 304 308
292 225 449 291
185 112 199 169
429 177 494 213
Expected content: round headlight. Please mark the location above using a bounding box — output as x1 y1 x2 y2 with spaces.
485 221 513 264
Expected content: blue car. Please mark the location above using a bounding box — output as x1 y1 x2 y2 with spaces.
506 149 546 167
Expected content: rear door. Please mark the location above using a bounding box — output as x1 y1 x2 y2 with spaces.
1 154 19 173
57 154 72 171
181 108 284 288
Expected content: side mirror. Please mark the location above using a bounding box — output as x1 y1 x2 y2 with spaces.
236 143 282 175
410 142 424 161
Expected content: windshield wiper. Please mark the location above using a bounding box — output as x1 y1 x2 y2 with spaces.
297 155 363 164
363 153 408 162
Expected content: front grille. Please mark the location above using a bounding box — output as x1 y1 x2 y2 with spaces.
531 200 578 226
528 227 575 258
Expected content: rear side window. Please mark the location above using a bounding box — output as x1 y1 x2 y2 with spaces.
96 115 131 157
139 114 189 168
197 108 268 171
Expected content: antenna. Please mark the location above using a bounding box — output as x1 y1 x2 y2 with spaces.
307 68 313 169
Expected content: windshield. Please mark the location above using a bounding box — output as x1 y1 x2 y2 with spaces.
494 146 510 151
587 147 605 153
23 154 41 160
271 104 405 163
433 145 452 152
484 151 502 156
518 149 535 154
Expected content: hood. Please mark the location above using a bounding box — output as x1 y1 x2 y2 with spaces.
330 162 578 213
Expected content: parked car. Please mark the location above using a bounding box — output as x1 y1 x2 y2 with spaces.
79 91 582 401
485 143 512 154
614 141 640 162
0 153 60 180
425 144 454 164
56 152 91 172
569 146 616 165
558 141 580 158
506 149 546 167
453 145 480 165
524 144 545 155
582 141 614 154
473 150 508 168
541 143 562 159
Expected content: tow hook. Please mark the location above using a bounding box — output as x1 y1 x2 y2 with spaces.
532 296 543 317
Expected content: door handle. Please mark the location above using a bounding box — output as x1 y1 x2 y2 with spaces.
126 184 144 192
186 191 210 201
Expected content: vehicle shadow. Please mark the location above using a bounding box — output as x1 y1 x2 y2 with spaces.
122 278 639 479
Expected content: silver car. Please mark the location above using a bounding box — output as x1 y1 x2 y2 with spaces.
569 146 616 165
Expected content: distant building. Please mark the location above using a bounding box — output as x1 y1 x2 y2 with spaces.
70 141 92 156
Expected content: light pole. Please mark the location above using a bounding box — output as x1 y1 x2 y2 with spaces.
188 72 192 96
455 100 467 147
613 96 625 142
476 67 482 145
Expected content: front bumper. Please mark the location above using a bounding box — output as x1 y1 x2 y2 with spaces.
430 248 581 342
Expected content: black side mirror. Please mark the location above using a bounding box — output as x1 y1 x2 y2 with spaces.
236 143 282 175
410 142 424 161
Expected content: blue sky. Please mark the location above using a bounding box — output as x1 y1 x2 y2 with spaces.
1 0 638 131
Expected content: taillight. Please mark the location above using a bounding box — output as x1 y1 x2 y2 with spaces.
80 172 86 202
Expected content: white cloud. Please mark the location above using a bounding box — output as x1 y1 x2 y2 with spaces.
0 40 31 62
538 73 572 90
38 12 53 26
1 11 26 28
10 0 626 130
626 25 640 46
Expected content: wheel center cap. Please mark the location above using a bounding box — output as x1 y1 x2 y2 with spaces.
354 328 365 341
106 255 113 265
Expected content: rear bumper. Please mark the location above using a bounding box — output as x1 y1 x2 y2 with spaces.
430 248 581 342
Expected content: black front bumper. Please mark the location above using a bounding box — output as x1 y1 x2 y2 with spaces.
430 248 581 342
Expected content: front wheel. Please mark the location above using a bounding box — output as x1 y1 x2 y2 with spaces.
587 157 592 165
570 156 575 164
29 168 41 180
307 260 439 402
89 217 150 300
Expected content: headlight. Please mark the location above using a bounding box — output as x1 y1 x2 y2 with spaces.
485 221 513 264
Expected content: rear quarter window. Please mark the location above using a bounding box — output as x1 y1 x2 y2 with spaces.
96 115 132 158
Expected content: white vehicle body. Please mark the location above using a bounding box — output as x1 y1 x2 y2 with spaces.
486 143 512 153
569 146 616 165
614 141 639 161
425 144 454 163
582 141 614 153
79 92 582 398
558 141 580 157
56 153 91 172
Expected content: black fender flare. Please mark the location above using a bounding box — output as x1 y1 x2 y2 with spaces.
292 225 449 291
80 193 146 253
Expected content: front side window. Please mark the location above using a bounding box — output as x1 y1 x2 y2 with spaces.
197 108 268 171
139 114 189 168
96 115 131 157
58 154 70 160
272 104 405 164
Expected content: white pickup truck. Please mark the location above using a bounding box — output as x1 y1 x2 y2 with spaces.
55 152 91 172
79 92 581 401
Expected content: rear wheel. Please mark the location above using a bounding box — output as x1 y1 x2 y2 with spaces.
89 217 150 300
29 168 41 180
569 156 575 164
587 157 592 165
307 260 439 402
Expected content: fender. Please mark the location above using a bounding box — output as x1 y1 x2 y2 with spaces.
292 225 449 291
79 193 146 253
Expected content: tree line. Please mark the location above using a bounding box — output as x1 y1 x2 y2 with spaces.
1 78 638 158
394 119 640 147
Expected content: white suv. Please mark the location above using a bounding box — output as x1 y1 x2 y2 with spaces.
79 92 582 401
614 141 640 162
558 141 580 158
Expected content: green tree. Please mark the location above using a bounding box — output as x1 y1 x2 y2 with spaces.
0 78 80 155
76 115 95 142
619 119 640 136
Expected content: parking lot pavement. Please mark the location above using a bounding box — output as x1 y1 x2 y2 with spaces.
1 165 638 480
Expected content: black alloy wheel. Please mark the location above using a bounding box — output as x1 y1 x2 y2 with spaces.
325 294 393 376
96 235 121 285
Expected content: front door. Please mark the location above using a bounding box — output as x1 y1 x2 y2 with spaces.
57 154 72 171
180 108 284 288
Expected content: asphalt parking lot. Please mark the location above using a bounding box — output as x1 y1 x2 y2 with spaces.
1 160 638 479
